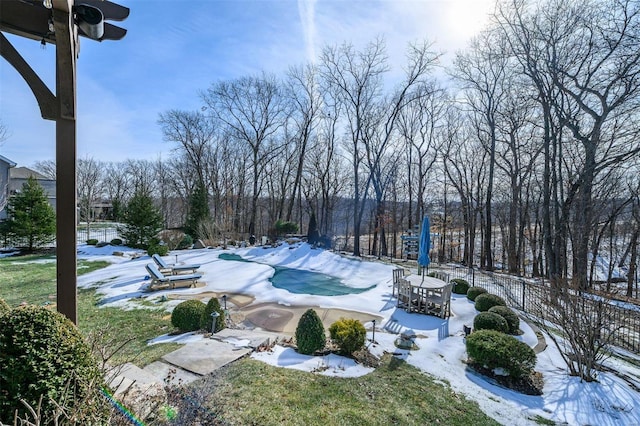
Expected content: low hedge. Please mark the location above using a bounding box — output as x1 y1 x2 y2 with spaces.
488 306 520 335
110 238 123 246
466 329 536 379
474 293 507 312
86 238 98 245
473 311 509 333
451 278 470 294
466 286 487 301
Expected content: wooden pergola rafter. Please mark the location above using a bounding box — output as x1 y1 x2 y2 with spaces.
0 0 129 324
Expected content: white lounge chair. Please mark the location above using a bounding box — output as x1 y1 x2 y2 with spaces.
145 263 202 290
152 253 200 275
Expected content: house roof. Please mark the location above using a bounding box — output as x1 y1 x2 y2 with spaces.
9 167 50 180
0 155 16 168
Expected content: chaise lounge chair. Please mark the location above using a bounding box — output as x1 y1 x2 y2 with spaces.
145 263 202 290
152 253 201 275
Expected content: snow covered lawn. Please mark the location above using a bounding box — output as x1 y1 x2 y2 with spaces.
78 242 640 426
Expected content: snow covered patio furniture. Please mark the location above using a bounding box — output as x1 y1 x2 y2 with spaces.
400 275 453 319
145 263 202 290
152 253 201 275
392 268 408 297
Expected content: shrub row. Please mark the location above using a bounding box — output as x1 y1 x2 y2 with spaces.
464 285 533 381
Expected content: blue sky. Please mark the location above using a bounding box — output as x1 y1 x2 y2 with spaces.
0 0 493 167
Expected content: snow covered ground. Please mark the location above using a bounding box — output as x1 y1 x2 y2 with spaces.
72 242 640 425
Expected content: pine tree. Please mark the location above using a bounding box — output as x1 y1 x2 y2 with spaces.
5 176 56 251
184 179 209 239
119 188 163 249
307 211 320 245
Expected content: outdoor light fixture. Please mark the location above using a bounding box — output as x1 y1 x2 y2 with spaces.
371 319 376 343
42 0 53 9
222 295 227 310
210 311 220 335
74 4 104 40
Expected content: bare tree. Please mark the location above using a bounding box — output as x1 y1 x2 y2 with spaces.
319 39 388 256
158 109 215 186
102 161 131 222
203 73 289 237
77 157 104 236
33 160 57 180
284 64 322 223
452 30 509 271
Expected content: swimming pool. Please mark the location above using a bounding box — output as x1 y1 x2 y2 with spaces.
219 253 375 296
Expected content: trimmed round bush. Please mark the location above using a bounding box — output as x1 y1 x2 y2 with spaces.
171 299 206 332
86 238 98 245
466 286 488 301
202 297 225 333
0 298 10 317
466 329 536 379
473 311 509 333
451 278 470 295
295 309 326 355
178 234 193 250
110 238 123 246
474 293 507 312
489 305 520 335
329 318 366 356
0 305 107 423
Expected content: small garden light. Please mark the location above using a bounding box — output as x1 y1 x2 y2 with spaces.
222 295 227 310
371 319 376 343
210 311 220 335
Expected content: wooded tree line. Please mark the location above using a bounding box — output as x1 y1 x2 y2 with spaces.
31 0 640 291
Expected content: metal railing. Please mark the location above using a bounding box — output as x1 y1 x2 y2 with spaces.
431 264 640 354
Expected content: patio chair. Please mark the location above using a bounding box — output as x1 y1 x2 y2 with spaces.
152 253 201 275
396 278 413 311
392 268 406 297
145 263 202 290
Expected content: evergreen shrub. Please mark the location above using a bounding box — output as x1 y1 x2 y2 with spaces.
202 297 225 333
147 242 169 256
451 278 470 294
329 318 366 355
86 238 99 245
473 311 509 333
466 286 488 301
295 309 326 355
171 300 206 332
178 234 193 250
466 329 536 379
474 293 507 312
489 306 520 334
110 238 123 246
0 305 107 423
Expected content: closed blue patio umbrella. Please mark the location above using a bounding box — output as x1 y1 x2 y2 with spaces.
418 216 431 276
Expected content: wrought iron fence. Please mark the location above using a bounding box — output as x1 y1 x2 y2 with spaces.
431 264 640 354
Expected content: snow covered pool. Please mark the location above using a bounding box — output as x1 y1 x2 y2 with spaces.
218 253 375 296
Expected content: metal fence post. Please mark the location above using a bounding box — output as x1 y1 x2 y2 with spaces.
521 280 526 310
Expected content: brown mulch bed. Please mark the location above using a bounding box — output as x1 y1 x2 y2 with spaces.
467 363 544 395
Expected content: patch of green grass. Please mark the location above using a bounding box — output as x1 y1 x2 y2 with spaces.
0 254 180 367
194 355 500 426
531 414 556 425
0 255 106 307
